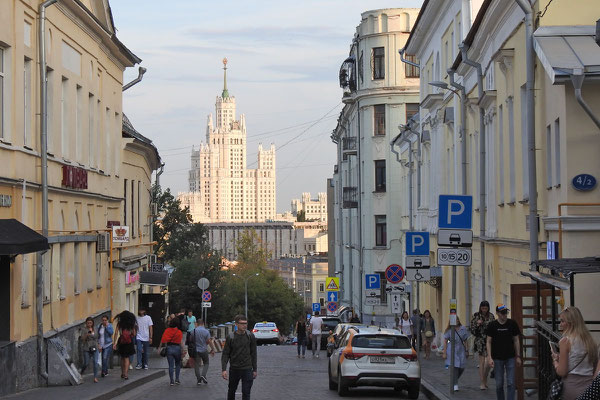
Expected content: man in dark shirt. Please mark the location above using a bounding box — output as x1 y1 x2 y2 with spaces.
222 314 257 400
486 304 521 400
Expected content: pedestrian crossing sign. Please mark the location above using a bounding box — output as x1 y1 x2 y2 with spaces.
326 277 339 291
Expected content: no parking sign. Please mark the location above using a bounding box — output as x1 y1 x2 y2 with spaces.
202 291 211 302
385 264 405 284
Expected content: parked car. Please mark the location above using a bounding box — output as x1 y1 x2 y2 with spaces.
307 316 341 350
251 322 280 345
328 326 420 398
333 323 366 346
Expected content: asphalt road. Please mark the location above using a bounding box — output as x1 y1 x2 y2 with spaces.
113 344 427 400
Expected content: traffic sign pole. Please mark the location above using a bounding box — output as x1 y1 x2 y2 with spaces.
450 265 456 396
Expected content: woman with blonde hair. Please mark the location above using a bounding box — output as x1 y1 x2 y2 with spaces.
552 306 598 400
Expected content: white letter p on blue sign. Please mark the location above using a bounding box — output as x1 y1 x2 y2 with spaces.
438 195 473 229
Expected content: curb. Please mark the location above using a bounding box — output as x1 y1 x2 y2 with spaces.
89 370 165 400
421 378 450 400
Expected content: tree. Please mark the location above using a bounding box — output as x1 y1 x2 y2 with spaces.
235 229 271 272
152 184 193 263
296 210 306 222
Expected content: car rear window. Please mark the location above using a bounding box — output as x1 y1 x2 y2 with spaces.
254 323 276 328
322 319 340 330
351 335 411 349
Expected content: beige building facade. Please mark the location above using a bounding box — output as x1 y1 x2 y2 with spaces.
0 0 155 394
178 59 276 223
291 192 327 222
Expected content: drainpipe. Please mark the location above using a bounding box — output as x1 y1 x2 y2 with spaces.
448 68 472 322
37 0 59 382
357 100 364 319
459 43 486 311
399 48 420 69
571 73 600 131
122 66 147 91
515 0 539 268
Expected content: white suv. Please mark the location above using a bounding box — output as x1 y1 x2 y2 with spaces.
251 322 280 345
328 326 420 398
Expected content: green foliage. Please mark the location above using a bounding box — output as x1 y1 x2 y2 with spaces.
296 210 306 222
235 229 271 271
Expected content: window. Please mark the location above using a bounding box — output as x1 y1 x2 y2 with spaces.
375 215 387 246
88 94 94 166
406 103 419 121
76 85 82 161
23 58 32 147
137 181 141 235
520 86 529 200
374 105 385 136
498 104 504 204
0 48 4 139
377 271 388 304
507 97 516 203
554 118 561 186
372 47 385 80
123 179 127 226
74 243 80 294
131 180 135 237
105 108 111 174
546 124 552 188
375 160 386 192
61 77 69 158
47 69 54 152
405 55 419 78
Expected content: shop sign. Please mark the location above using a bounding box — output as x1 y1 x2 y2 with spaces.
112 225 130 242
62 165 88 189
126 271 139 285
106 221 121 228
0 194 12 207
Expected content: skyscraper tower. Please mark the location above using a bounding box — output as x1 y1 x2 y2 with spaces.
179 59 276 223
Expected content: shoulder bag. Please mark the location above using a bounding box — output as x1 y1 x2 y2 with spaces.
547 350 588 400
187 329 197 357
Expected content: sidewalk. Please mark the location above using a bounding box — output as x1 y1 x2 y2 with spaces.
4 352 166 400
419 350 497 400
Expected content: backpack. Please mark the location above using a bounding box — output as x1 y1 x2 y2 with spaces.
180 316 190 332
120 329 132 344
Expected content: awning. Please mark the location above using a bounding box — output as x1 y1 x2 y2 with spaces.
0 219 49 255
139 271 168 286
534 25 600 84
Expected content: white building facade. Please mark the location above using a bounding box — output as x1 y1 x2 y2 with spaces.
178 59 276 223
331 8 420 324
291 192 327 222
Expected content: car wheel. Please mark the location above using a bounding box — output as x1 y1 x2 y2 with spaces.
337 367 349 396
407 383 420 399
328 363 337 390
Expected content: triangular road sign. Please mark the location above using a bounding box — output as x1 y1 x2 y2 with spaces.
326 277 339 291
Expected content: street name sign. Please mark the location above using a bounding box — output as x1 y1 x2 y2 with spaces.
406 268 431 282
438 195 473 229
437 248 472 266
405 256 430 268
405 232 430 256
327 291 338 303
365 274 381 289
437 229 473 247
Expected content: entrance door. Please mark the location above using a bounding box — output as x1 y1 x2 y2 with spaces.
0 256 10 342
510 283 556 400
139 293 166 348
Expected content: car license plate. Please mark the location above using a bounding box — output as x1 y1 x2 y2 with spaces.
370 356 394 364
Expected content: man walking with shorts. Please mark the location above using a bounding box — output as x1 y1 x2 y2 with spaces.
222 315 257 400
309 311 324 358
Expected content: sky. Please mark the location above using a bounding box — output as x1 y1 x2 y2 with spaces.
111 0 423 213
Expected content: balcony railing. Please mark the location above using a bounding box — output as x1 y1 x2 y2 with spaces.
342 137 357 154
343 187 358 208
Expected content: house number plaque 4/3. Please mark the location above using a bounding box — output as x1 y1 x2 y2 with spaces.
572 174 596 191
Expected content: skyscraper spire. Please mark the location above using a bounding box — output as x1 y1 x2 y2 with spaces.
222 57 229 98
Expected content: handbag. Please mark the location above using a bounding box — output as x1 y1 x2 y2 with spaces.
88 346 97 353
547 349 588 400
425 331 434 338
160 346 167 357
187 330 197 357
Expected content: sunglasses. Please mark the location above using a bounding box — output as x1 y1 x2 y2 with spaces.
498 310 508 314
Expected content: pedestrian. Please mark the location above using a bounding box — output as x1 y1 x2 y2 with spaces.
80 317 100 383
186 310 197 336
421 310 436 359
97 315 114 377
294 315 307 358
551 306 598 400
159 317 183 386
470 300 495 390
177 309 189 345
135 307 153 370
309 310 324 358
326 330 335 357
410 309 421 349
486 304 521 400
192 318 215 385
399 311 413 344
442 316 470 391
113 310 137 380
349 312 361 323
576 358 600 400
222 314 258 400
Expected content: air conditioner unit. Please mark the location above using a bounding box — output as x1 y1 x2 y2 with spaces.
96 232 110 253
150 202 158 216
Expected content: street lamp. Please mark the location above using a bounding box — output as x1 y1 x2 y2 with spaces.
232 273 260 320
428 80 460 95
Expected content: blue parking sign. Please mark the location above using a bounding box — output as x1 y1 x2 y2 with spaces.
365 274 380 289
438 195 473 229
312 303 321 312
406 232 429 256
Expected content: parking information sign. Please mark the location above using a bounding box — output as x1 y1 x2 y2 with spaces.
365 274 381 289
406 232 430 256
438 195 473 229
312 303 321 313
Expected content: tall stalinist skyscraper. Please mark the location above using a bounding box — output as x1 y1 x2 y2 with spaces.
178 59 276 223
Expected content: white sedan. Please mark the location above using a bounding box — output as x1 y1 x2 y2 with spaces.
252 322 280 345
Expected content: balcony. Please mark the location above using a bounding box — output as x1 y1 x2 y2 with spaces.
343 187 358 208
342 137 357 155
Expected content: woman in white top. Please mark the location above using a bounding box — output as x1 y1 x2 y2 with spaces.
399 311 413 343
552 307 598 400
